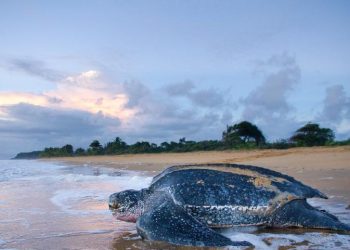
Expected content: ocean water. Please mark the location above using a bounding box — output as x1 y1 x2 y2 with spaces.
0 160 349 250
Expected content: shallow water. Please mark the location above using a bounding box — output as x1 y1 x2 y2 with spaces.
0 160 349 250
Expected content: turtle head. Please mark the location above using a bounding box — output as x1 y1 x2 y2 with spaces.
109 189 145 222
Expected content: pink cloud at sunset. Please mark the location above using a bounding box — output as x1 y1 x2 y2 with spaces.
0 70 138 123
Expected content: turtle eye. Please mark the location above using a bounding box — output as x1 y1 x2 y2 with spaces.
109 202 120 209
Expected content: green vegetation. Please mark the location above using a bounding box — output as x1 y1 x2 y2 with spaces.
12 151 42 159
290 123 335 146
39 144 74 158
13 121 350 159
87 140 104 155
223 121 266 146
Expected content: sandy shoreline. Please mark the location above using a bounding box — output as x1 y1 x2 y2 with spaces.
42 146 350 203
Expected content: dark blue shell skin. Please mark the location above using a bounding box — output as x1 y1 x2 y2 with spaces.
148 164 326 226
150 164 326 206
151 169 276 206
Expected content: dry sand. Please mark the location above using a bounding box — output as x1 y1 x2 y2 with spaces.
43 146 350 203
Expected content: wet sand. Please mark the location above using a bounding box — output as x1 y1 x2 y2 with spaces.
34 147 350 249
43 146 350 203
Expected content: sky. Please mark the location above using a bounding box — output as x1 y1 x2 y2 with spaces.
0 0 350 159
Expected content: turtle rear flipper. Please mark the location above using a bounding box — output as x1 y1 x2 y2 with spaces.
136 193 252 247
272 199 350 232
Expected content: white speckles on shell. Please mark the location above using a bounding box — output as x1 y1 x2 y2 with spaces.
185 204 269 211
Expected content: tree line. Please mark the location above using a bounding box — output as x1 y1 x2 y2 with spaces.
13 121 350 159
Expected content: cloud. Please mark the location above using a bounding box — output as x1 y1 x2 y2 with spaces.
115 81 226 142
0 70 136 121
189 88 224 107
0 68 232 158
164 80 195 96
49 71 135 120
242 53 300 120
0 92 49 107
124 107 222 142
63 70 108 89
0 56 234 147
319 84 349 122
0 103 121 158
240 53 301 139
164 80 225 108
151 115 218 139
6 58 64 82
6 54 349 157
0 103 119 136
318 84 350 138
122 80 150 108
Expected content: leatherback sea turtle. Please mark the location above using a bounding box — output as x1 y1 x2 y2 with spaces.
109 164 350 247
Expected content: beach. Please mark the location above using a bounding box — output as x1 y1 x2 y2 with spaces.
1 147 350 249
44 146 350 203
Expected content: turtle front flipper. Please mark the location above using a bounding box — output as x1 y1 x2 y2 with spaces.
271 199 350 232
136 193 252 247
